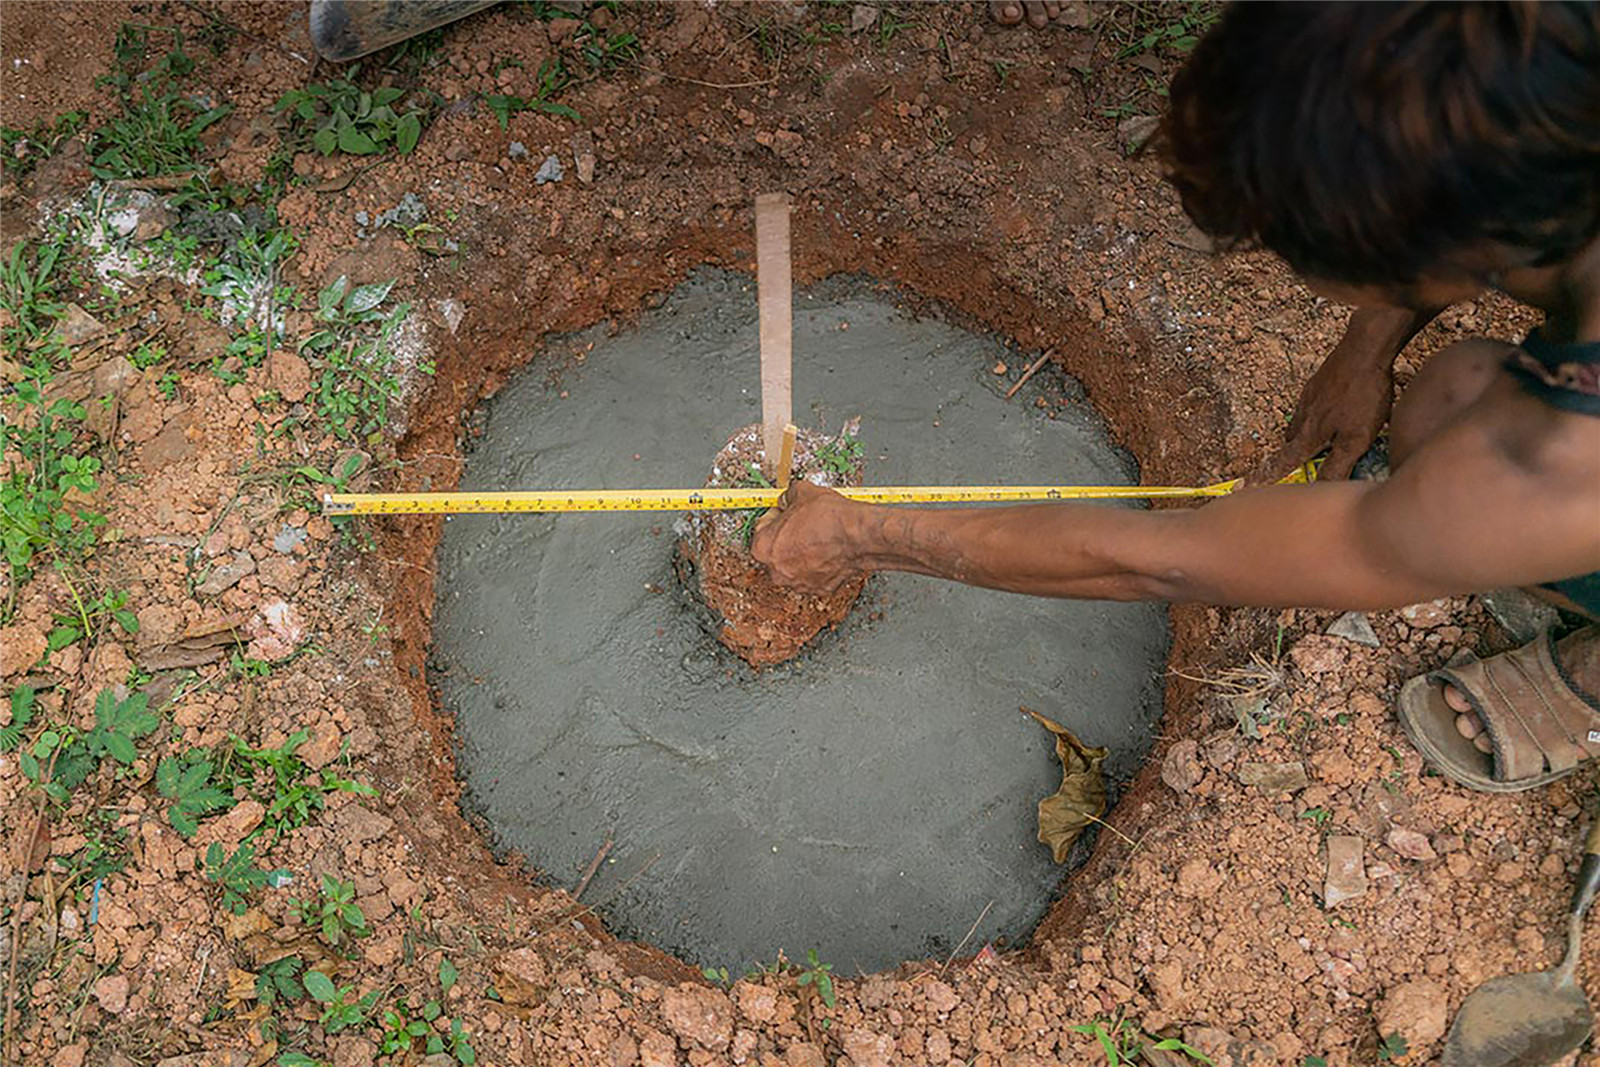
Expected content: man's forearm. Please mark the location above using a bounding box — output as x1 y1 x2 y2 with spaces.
1339 305 1437 368
838 482 1450 610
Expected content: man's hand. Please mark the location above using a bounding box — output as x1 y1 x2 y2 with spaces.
750 481 867 595
1257 306 1437 483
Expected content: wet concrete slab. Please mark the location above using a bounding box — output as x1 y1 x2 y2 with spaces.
434 271 1168 975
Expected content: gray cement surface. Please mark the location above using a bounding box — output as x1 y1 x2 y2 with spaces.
434 272 1168 975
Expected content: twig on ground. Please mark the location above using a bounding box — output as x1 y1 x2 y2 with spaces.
572 835 614 901
940 898 995 976
1005 349 1054 400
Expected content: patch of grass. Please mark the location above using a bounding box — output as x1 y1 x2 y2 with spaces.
1377 1034 1409 1061
275 77 426 157
48 587 139 656
1070 1017 1213 1065
255 955 308 1009
379 1000 438 1056
301 274 411 443
216 727 375 845
1 110 89 180
1109 1 1219 59
1 375 107 587
88 24 230 180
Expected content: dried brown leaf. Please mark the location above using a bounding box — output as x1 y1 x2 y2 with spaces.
1024 708 1108 863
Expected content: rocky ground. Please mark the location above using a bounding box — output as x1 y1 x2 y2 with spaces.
1 2 1593 1066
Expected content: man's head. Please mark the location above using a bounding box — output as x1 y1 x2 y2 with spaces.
1161 1 1600 309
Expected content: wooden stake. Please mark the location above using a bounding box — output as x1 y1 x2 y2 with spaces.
755 193 793 480
776 423 798 491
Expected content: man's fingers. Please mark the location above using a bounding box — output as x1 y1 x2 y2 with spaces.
1318 436 1366 482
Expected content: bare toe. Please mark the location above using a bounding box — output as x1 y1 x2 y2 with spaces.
1454 711 1481 740
1472 732 1493 754
1024 1 1051 27
1441 682 1473 714
988 0 1024 25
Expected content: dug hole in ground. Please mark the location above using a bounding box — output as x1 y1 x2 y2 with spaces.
0 3 1586 1067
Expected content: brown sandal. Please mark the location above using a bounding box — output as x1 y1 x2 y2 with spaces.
1398 630 1600 793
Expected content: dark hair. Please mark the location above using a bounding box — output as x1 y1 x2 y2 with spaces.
1161 1 1600 288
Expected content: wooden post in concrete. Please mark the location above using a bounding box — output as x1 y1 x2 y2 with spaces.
755 193 792 482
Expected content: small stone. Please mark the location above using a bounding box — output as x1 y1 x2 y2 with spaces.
547 16 581 42
1493 860 1524 884
1160 738 1203 794
841 1030 894 1067
1400 600 1452 629
851 4 879 33
535 155 564 185
1540 853 1567 877
1377 978 1448 1049
1291 635 1347 676
785 1043 826 1067
52 1046 87 1067
1326 611 1381 648
638 1030 676 1067
55 303 106 346
1237 761 1309 793
267 349 312 402
1117 114 1160 152
1 624 47 676
273 526 309 554
197 552 256 596
508 141 529 159
299 725 343 769
195 800 265 852
1386 828 1437 862
570 130 596 184
1175 857 1224 899
662 984 733 1050
992 361 1008 375
331 804 394 845
1324 835 1367 908
94 974 130 1014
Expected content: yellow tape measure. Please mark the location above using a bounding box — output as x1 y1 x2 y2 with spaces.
321 462 1320 516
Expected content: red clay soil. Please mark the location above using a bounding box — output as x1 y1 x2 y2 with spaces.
677 424 867 668
1 3 1591 1067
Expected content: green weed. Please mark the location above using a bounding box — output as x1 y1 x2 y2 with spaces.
5 687 159 803
275 77 426 157
486 59 581 128
1377 1034 1409 1061
302 970 379 1033
796 949 836 1009
216 727 375 844
292 874 370 949
301 274 410 442
379 1000 438 1055
1 111 89 179
88 24 229 180
156 749 235 837
48 588 138 655
204 841 290 915
1 375 108 588
1070 1018 1213 1065
255 955 307 1008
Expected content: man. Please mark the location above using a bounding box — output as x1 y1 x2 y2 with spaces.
752 1 1600 793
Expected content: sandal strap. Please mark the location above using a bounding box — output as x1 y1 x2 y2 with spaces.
1431 632 1600 783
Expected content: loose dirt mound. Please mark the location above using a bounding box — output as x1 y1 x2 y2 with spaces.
677 423 866 667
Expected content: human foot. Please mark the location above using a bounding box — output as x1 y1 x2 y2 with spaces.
988 0 1063 28
1398 626 1600 791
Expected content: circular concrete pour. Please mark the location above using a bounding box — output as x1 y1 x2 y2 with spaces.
434 271 1168 975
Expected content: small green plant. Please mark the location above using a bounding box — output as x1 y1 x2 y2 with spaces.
815 435 863 476
275 78 425 156
1070 1018 1213 1065
156 750 235 836
48 588 139 653
439 956 459 996
293 874 369 948
302 970 379 1033
379 1001 439 1055
8 688 159 802
204 842 289 915
1301 1057 1328 1067
130 341 168 369
255 955 307 1007
426 1018 476 1065
1300 807 1331 828
1377 1034 1409 1061
1 376 108 584
1 111 88 178
485 59 581 127
218 728 374 843
157 371 182 399
796 949 835 1009
1111 1 1219 59
277 1054 330 1067
701 966 730 986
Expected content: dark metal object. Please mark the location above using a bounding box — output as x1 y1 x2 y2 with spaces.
309 0 502 63
1441 815 1600 1066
